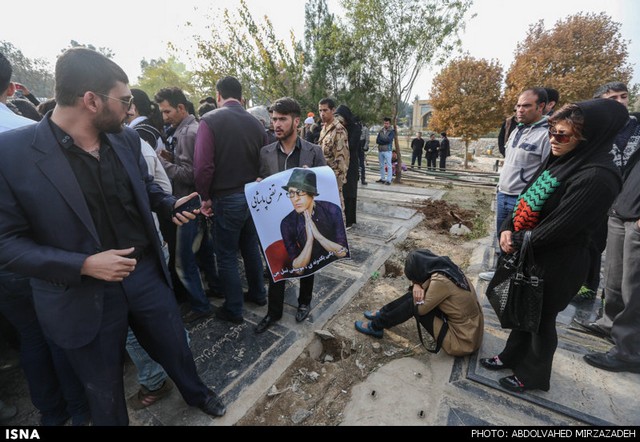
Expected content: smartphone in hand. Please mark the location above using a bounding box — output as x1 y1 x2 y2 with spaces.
172 194 202 217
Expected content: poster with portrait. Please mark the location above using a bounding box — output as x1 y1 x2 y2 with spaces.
245 166 350 282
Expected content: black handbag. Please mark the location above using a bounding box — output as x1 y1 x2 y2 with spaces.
486 231 543 333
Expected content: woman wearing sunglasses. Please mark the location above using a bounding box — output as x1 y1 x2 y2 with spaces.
480 98 628 393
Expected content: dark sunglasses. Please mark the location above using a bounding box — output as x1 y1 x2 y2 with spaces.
548 130 573 144
286 189 308 198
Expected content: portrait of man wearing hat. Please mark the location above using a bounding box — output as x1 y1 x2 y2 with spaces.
280 168 349 277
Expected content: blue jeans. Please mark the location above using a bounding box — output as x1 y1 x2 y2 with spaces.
213 193 265 317
125 326 191 391
175 216 214 313
125 329 166 391
0 270 89 425
378 151 393 182
496 192 518 240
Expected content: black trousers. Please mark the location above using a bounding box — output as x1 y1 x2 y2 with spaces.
358 148 366 183
62 255 210 425
267 275 314 319
498 246 587 391
371 292 436 337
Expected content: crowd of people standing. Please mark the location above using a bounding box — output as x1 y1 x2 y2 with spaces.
1 44 638 427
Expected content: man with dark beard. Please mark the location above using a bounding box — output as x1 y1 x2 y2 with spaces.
255 97 328 334
0 48 226 425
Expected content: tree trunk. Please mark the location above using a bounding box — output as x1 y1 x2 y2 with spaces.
464 139 469 169
393 123 403 183
392 106 402 183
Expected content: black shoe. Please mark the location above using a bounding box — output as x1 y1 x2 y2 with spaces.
182 309 213 324
584 352 640 373
361 181 368 185
244 292 267 307
215 307 244 325
384 181 391 186
295 304 310 323
498 375 527 393
479 356 508 371
375 179 384 183
255 315 280 334
199 391 226 417
571 319 612 342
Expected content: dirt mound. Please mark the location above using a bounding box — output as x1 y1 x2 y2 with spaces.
414 199 477 233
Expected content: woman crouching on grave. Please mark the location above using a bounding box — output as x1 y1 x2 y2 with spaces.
354 249 484 356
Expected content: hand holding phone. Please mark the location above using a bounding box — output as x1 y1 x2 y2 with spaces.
172 194 202 218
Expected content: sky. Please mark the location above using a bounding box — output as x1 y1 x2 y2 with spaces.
2 0 639 100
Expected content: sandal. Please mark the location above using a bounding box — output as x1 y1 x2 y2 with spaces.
128 379 174 410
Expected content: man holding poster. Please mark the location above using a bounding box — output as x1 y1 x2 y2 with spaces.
252 97 347 334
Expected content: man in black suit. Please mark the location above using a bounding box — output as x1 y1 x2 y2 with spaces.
0 48 225 425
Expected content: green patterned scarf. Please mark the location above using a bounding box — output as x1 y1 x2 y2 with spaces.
512 170 560 231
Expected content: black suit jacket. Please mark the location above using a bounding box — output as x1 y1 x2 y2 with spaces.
0 116 176 348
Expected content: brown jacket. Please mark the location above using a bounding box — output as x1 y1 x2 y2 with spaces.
417 273 484 356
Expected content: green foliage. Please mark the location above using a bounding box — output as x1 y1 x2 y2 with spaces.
303 0 340 110
191 0 305 107
343 0 473 121
1 41 54 98
134 57 199 101
341 0 472 179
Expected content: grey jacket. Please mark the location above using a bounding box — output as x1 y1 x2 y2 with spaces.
498 118 551 196
259 138 327 178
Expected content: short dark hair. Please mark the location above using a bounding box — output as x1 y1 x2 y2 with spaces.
383 117 391 123
593 82 628 99
216 76 242 101
37 98 56 116
199 96 215 104
544 88 559 103
198 102 216 118
319 97 336 109
154 87 189 109
0 53 12 93
441 132 447 137
132 88 163 130
131 88 154 117
270 97 301 119
521 87 548 106
55 47 129 106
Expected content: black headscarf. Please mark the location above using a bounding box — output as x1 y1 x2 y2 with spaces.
550 98 628 178
512 99 628 231
404 249 470 291
334 104 355 129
